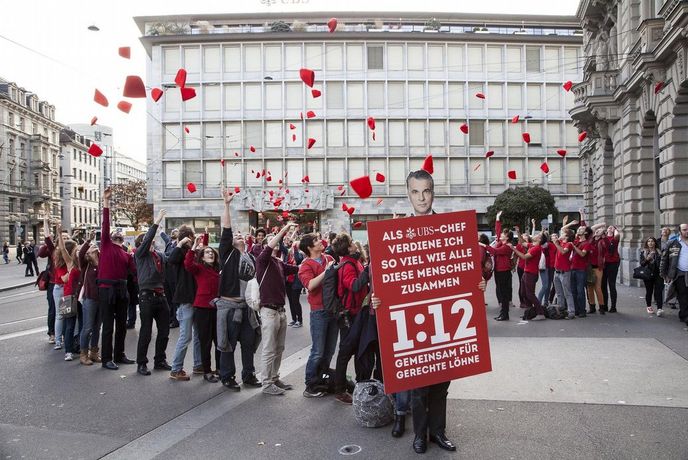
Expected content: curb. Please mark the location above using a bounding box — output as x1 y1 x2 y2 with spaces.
0 281 36 293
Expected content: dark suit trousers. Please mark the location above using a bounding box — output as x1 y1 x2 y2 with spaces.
411 381 451 437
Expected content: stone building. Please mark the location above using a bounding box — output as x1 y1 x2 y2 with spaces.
571 0 688 284
59 129 101 232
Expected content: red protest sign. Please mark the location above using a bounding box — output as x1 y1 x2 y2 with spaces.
367 210 492 394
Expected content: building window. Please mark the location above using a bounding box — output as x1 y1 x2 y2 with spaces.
408 83 425 109
407 45 424 71
347 121 365 147
388 82 405 109
389 158 406 185
307 159 324 184
244 84 261 110
224 46 241 73
204 85 221 111
284 44 301 71
447 45 464 72
429 121 444 146
244 45 261 72
265 122 283 148
245 122 262 149
183 47 200 73
488 84 503 109
265 84 282 110
488 121 504 146
184 161 202 188
306 44 323 70
526 84 542 110
326 82 344 110
325 44 343 71
486 46 502 72
409 121 425 146
428 46 444 70
164 162 181 189
285 82 302 110
347 82 364 109
264 45 282 72
327 121 344 147
367 46 383 70
467 46 483 72
8 198 15 212
367 82 384 109
544 47 559 74
389 121 405 147
388 45 404 71
507 84 522 109
203 46 221 73
163 47 180 74
469 120 485 146
526 47 541 72
428 83 445 109
347 44 364 71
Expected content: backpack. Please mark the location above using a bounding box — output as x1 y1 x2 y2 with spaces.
322 261 354 318
481 247 494 281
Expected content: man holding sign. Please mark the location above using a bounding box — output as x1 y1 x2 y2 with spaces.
370 170 489 454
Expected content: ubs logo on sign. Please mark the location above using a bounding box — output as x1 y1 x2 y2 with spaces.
261 0 311 5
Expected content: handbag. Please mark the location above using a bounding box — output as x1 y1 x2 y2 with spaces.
633 265 653 281
246 264 270 312
36 270 49 291
58 295 78 318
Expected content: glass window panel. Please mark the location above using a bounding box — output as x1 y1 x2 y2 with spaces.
265 84 282 110
447 45 464 71
448 83 464 109
183 85 200 111
428 45 444 69
526 47 541 72
205 162 222 188
327 121 344 147
203 46 220 73
164 162 181 189
545 84 560 110
307 159 324 184
244 84 262 110
224 46 240 73
224 84 240 110
548 158 562 184
450 159 466 184
388 45 404 71
347 159 365 181
389 121 405 147
507 84 522 109
370 122 384 146
369 158 385 181
486 46 502 72
488 121 503 146
326 82 343 109
245 161 262 186
326 44 343 71
469 159 485 184
468 83 484 109
408 45 424 70
164 125 181 152
184 160 202 184
224 122 241 150
467 46 483 72
388 82 405 109
347 44 363 71
508 123 522 146
526 84 541 110
244 45 261 72
204 122 222 150
506 47 522 72
428 83 445 109
546 122 561 146
367 82 384 109
389 158 406 185
489 158 504 184
285 82 302 110
327 159 343 183
347 82 364 109
469 120 485 146
528 122 542 144
429 121 444 146
544 47 559 74
306 84 323 110
286 119 302 147
367 46 383 70
449 121 465 146
348 121 365 146
565 123 578 145
204 85 221 111
287 160 303 184
563 48 579 73
285 44 301 71
265 121 282 148
487 84 503 109
409 121 425 146
183 47 200 73
528 158 544 181
408 83 425 109
265 45 282 72
266 160 282 181
163 47 180 74
509 158 524 183
184 124 200 149
245 122 262 148
307 121 323 146
165 86 181 113
306 44 322 70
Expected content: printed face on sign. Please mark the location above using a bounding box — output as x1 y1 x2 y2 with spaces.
407 177 434 216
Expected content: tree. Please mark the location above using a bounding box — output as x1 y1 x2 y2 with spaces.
110 179 153 229
485 186 559 233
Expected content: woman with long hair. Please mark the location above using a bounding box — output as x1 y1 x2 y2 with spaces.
586 225 609 314
78 231 101 365
640 237 664 315
52 228 77 351
184 236 221 382
56 227 80 361
602 225 621 313
515 232 532 309
512 232 547 321
482 210 514 321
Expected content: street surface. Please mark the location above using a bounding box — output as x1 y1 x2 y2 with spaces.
1 261 687 459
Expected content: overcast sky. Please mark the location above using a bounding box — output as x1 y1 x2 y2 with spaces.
0 0 579 163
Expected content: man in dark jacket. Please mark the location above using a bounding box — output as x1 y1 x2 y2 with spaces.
133 209 171 376
161 228 180 328
661 223 688 325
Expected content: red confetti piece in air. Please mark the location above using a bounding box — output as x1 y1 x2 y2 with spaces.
184 126 190 134
540 162 550 174
234 152 239 157
94 89 108 107
306 111 316 118
311 89 321 98
367 117 376 131
563 81 573 92
302 175 310 183
180 87 196 101
556 149 567 157
578 131 587 142
118 47 131 59
175 69 187 88
87 144 103 157
292 134 297 142
186 182 197 193
511 115 520 123
151 88 163 102
459 123 468 134
307 138 316 149
475 92 485 99
507 170 517 180
376 198 384 206
346 206 355 215
375 173 385 183
349 176 373 199
289 123 296 130
353 222 363 229
235 187 241 194
299 68 315 87
90 116 97 126
117 101 132 114
485 151 494 158
522 132 531 144
372 132 376 141
122 75 146 98
342 203 349 211
422 155 434 174
250 145 256 153
473 163 481 171
327 18 338 33
220 159 225 166
654 81 664 94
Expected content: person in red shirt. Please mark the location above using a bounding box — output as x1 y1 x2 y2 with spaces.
482 211 514 321
184 236 220 383
552 229 576 319
37 211 58 344
537 231 557 308
570 227 591 317
586 225 608 314
55 226 79 359
602 225 621 312
515 233 531 308
511 232 547 321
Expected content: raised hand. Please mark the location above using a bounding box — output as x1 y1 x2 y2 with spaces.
222 187 234 204
155 209 167 226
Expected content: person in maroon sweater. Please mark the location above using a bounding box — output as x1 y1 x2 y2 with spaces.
602 226 621 313
184 236 221 383
512 232 547 321
78 231 101 365
99 187 137 370
482 211 514 321
37 211 57 344
256 222 300 395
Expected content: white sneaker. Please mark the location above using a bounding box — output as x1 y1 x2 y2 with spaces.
54 343 63 350
64 353 73 361
656 308 663 317
530 315 546 321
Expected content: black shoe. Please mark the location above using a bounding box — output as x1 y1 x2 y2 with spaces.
494 315 509 321
392 414 405 438
137 364 151 376
126 323 135 329
154 360 172 371
609 307 617 313
413 435 427 454
169 320 179 329
222 378 241 392
102 361 119 370
429 433 457 452
587 306 596 314
242 375 262 388
204 373 219 383
115 355 135 365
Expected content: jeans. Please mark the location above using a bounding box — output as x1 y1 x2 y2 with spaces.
64 315 77 354
286 283 303 323
47 283 56 336
411 381 451 437
260 307 287 386
171 304 202 373
553 271 576 316
334 313 364 393
80 298 101 350
136 292 170 365
394 391 411 415
602 262 619 309
537 268 554 307
219 304 257 382
53 284 65 346
571 269 588 315
305 309 339 386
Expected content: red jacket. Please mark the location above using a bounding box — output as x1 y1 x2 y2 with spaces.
98 207 136 285
298 255 335 311
184 249 219 308
337 255 368 316
485 243 513 272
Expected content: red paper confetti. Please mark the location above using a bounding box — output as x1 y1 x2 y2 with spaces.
327 18 338 33
220 159 225 166
186 182 197 193
375 172 385 183
94 89 108 107
306 111 316 118
184 126 190 134
256 173 261 179
563 80 573 92
151 87 163 102
282 211 290 219
311 89 321 98
90 116 97 126
367 117 376 131
118 47 131 59
522 132 531 144
250 145 256 153
87 143 103 157
485 150 495 158
473 163 481 171
292 134 297 142
353 222 363 229
372 132 376 141
302 175 310 183
234 152 239 157
421 155 434 174
540 162 550 174
234 187 241 194
307 138 316 149
289 123 296 130
654 81 664 94
507 170 517 180
117 101 132 114
475 92 485 99
299 68 315 87
346 207 355 215
175 69 187 88
342 203 349 211
556 149 567 157
376 198 383 206
511 115 520 123
459 123 468 134
122 75 146 98
578 131 587 142
180 87 196 101
350 176 373 199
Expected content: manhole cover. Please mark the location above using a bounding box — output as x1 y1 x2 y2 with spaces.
339 444 362 456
